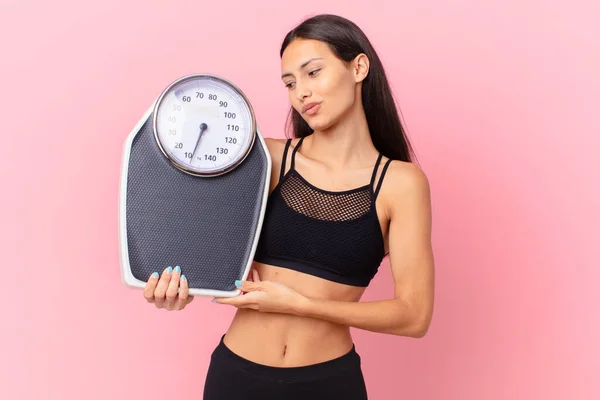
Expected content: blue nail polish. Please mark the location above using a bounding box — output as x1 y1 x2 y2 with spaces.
174 266 181 273
235 280 242 287
151 272 159 278
181 274 186 281
166 266 173 273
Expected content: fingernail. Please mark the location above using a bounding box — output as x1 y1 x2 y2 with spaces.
151 272 159 278
166 266 173 273
235 280 242 287
181 274 186 281
211 299 216 303
174 266 181 273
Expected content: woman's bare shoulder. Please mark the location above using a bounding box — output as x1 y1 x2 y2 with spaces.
381 159 431 217
262 137 291 186
263 137 290 165
264 137 287 150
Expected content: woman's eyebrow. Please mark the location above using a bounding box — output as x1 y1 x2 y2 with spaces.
281 57 324 79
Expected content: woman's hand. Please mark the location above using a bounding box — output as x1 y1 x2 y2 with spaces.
143 266 194 310
212 269 308 315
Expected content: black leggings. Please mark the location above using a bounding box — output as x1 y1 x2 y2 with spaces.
203 334 369 399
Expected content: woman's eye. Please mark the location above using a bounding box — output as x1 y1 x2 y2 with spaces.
309 69 320 76
285 82 295 89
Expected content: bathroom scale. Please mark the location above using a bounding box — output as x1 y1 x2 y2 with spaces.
118 74 271 298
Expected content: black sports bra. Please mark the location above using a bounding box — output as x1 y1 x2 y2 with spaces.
253 136 392 287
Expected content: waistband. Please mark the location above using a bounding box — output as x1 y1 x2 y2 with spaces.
213 334 361 381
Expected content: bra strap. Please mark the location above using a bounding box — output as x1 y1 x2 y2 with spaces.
290 136 305 171
279 138 292 182
369 153 384 191
374 158 393 201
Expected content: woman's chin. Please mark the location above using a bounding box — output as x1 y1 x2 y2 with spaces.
305 116 332 131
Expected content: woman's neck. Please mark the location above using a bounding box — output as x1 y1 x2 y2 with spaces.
305 103 378 171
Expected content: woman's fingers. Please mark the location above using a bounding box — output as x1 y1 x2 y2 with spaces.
153 266 173 308
175 274 193 310
143 272 160 302
142 265 194 310
165 266 182 309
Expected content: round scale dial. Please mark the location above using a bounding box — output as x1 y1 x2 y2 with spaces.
152 74 256 177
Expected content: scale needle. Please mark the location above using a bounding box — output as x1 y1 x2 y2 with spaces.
191 123 208 162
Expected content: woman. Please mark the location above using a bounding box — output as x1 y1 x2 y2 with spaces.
143 14 435 400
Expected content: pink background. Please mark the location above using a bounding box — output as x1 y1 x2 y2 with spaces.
1 0 598 399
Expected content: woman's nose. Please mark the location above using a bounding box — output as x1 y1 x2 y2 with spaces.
295 81 311 101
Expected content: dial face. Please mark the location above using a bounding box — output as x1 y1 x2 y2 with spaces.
153 75 255 176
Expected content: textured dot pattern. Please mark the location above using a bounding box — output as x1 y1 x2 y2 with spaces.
124 116 268 292
282 171 372 221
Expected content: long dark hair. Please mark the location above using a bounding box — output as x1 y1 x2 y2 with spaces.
280 14 417 164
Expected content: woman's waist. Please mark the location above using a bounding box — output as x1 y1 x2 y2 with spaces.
223 309 354 367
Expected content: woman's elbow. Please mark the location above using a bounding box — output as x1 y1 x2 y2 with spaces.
404 310 433 338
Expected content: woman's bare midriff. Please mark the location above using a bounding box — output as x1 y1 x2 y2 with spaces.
222 260 367 368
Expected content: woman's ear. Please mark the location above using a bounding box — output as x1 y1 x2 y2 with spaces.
353 53 370 83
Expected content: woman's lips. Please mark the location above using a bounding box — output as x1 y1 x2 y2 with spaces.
303 102 321 115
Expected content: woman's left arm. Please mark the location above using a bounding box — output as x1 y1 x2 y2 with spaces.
297 164 435 338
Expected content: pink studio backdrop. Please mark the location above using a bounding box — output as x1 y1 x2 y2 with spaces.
1 0 598 399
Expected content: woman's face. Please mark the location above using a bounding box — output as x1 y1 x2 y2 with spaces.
280 39 361 131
